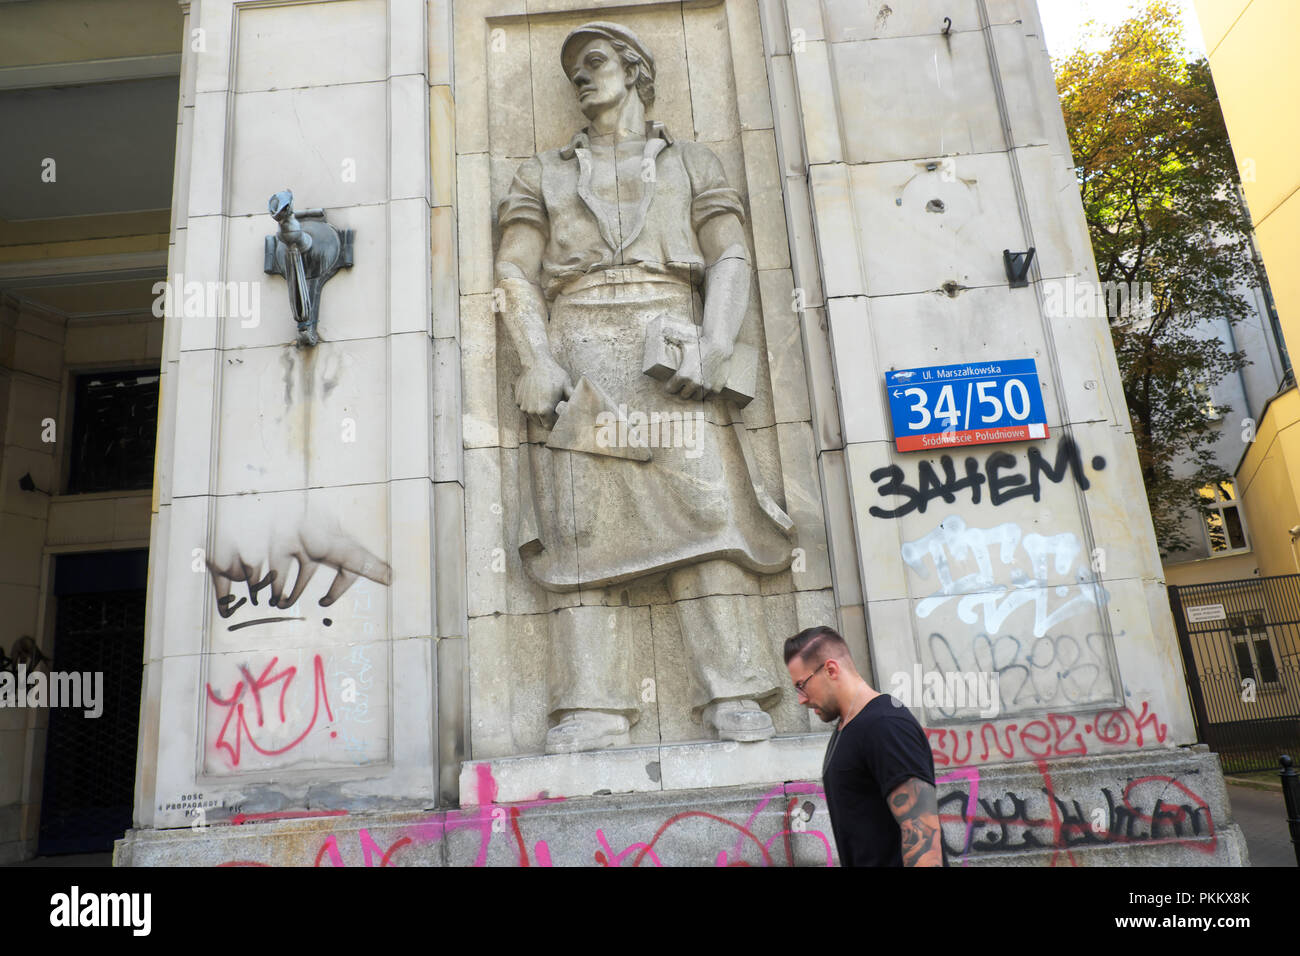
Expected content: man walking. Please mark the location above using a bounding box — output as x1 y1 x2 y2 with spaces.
784 627 944 867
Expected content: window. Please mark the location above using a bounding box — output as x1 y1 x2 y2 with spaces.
1198 480 1248 554
1194 383 1221 421
66 369 160 494
1226 611 1282 687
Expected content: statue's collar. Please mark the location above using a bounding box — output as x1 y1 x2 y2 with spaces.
560 121 672 159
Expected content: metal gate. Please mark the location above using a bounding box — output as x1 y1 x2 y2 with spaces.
1168 576 1300 773
37 552 146 856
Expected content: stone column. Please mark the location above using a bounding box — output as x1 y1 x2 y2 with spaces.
128 0 438 832
765 0 1244 862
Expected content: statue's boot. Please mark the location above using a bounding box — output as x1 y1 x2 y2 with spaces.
667 561 783 742
702 698 774 742
545 710 631 754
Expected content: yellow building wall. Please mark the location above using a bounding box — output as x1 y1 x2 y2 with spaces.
1237 390 1300 577
1195 0 1300 359
1165 551 1258 588
1194 0 1300 577
0 0 180 68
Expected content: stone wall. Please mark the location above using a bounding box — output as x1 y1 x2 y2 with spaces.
113 0 1233 865
134 0 440 830
115 748 1245 866
765 0 1198 764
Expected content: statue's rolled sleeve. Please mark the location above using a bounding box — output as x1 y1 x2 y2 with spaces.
498 156 549 234
683 144 745 234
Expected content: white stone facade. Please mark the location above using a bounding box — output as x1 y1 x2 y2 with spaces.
103 0 1218 863
138 0 439 828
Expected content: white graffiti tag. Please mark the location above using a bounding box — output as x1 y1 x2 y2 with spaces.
901 516 1108 636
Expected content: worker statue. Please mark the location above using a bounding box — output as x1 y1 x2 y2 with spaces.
494 21 795 753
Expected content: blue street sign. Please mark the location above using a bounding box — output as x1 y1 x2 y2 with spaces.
885 358 1049 451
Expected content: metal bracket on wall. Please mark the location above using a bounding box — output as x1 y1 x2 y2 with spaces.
0 636 49 676
264 189 354 347
1003 247 1035 288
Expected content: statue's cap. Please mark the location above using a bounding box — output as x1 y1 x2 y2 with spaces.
560 22 654 79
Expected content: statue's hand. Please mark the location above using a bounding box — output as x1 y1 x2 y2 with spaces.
664 335 732 402
515 358 574 429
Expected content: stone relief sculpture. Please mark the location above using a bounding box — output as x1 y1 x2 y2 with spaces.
494 21 795 754
265 189 354 346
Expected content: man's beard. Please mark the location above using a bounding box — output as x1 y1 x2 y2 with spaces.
814 700 840 723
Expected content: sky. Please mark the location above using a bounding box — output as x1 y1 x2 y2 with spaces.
1036 0 1207 58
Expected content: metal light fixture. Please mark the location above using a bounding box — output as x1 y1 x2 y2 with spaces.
1004 248 1035 288
18 471 49 495
0 636 48 676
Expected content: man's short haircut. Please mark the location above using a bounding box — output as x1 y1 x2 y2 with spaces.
784 626 851 666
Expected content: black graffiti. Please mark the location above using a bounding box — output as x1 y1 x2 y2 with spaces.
938 790 1049 855
869 437 1106 519
928 632 1109 713
938 785 1213 856
214 568 279 618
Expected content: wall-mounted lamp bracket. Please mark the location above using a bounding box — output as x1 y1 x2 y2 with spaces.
1003 247 1035 288
264 189 354 347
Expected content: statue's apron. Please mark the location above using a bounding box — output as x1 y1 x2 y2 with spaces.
520 275 793 590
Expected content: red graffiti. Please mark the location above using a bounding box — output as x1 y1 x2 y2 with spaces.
628 811 774 867
205 655 335 767
419 764 563 867
928 701 1169 767
1035 757 1074 867
593 782 833 868
1121 776 1216 853
215 768 830 867
314 829 411 867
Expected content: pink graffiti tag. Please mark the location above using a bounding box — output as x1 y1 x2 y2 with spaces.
934 767 981 867
399 765 564 867
731 781 834 868
315 828 412 867
590 782 833 868
205 655 334 767
217 769 838 867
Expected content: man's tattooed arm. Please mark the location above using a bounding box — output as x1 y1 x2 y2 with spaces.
887 778 944 867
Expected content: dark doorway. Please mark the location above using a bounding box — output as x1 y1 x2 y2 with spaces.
36 550 147 855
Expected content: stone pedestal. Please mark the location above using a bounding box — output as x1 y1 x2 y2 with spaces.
115 745 1246 866
459 735 828 804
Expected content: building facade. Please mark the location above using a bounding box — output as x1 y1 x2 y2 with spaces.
1 0 1247 866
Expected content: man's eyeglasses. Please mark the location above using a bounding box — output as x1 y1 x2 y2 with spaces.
794 660 828 694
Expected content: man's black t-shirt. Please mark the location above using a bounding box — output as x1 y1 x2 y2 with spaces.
821 693 937 867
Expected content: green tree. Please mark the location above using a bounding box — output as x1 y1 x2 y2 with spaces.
1055 0 1258 554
